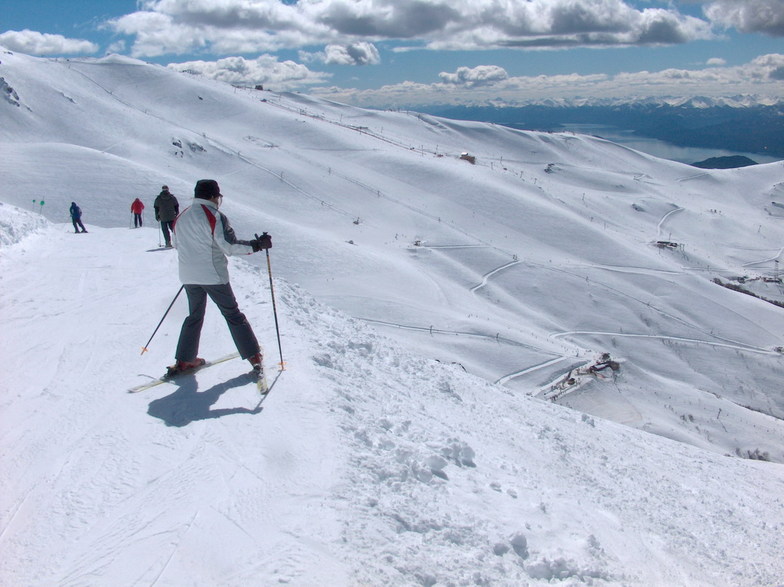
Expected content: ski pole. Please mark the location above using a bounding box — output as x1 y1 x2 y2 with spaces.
259 234 285 370
141 285 184 355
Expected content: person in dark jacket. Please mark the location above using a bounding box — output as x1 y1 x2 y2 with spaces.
154 185 179 247
69 202 87 233
131 198 145 228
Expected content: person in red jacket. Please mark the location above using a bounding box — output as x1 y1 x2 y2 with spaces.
131 198 145 228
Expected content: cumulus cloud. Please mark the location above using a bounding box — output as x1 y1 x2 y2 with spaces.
439 65 508 87
321 42 381 65
310 53 784 108
167 54 330 90
0 29 98 56
706 57 726 66
109 0 716 58
317 0 461 37
705 0 784 36
111 11 209 57
750 53 784 81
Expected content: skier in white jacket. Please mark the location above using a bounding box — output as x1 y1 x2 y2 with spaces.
168 179 271 376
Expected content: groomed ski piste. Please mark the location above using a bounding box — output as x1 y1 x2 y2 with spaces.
2 49 784 585
4 204 784 586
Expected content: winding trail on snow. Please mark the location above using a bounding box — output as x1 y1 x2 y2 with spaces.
550 330 777 354
655 206 685 241
494 356 570 385
362 246 782 390
470 259 522 293
742 246 784 268
358 317 557 356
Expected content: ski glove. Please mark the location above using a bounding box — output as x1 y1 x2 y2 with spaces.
251 232 272 252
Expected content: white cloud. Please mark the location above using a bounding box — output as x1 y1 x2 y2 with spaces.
439 65 508 87
108 0 716 58
705 0 784 36
751 53 784 81
0 29 98 56
111 11 209 57
706 57 726 66
319 42 381 65
167 54 331 90
309 53 784 107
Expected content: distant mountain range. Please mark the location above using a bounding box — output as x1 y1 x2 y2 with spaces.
419 97 784 159
468 95 784 109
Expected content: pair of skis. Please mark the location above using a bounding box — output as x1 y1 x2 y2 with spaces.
134 249 284 396
128 351 269 394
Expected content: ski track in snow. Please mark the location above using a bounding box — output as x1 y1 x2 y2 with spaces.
0 225 345 586
655 206 685 241
470 259 522 293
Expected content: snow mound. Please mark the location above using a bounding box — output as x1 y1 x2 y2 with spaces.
0 202 48 247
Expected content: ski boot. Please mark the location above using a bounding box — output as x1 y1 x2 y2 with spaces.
165 358 206 378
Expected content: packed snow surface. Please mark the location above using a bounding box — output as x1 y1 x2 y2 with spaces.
2 49 784 586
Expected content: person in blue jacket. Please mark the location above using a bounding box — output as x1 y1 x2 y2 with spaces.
69 202 87 233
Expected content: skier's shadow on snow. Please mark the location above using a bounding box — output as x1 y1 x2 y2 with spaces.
147 372 263 427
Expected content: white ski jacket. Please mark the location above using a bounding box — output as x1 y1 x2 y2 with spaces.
173 198 254 285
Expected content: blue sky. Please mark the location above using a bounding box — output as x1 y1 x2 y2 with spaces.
2 0 783 107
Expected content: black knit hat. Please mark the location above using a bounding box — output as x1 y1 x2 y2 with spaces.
194 179 221 200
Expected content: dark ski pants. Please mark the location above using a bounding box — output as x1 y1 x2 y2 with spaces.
72 218 86 233
175 283 260 362
160 220 175 245
134 213 143 227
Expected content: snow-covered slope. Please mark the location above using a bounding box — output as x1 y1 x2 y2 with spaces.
2 49 784 584
4 49 784 463
3 48 784 459
1 206 783 586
